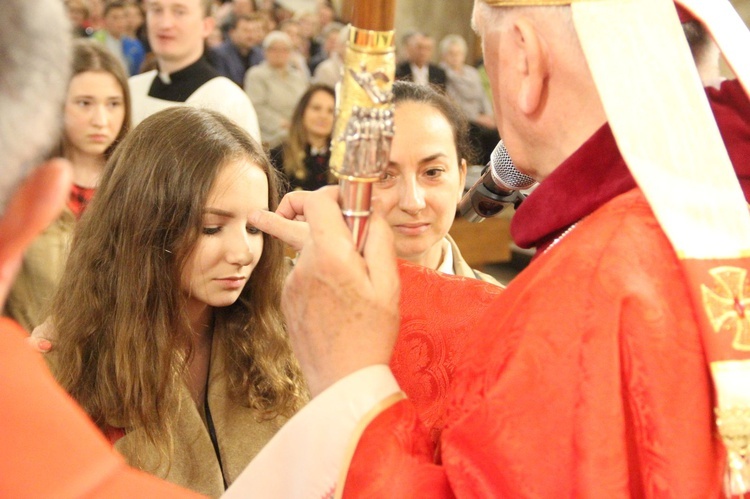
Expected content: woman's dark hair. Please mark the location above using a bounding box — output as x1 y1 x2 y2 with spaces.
392 81 477 166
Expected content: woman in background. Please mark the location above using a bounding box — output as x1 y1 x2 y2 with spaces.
263 82 500 284
270 84 336 193
5 39 130 331
244 30 309 148
439 34 499 166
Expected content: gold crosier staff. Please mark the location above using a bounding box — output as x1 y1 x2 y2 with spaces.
330 0 397 252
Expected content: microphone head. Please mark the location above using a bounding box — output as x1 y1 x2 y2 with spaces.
490 141 537 190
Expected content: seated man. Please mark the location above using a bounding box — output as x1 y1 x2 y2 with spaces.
396 32 447 92
210 13 265 87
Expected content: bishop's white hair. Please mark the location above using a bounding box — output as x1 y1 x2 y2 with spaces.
0 0 72 213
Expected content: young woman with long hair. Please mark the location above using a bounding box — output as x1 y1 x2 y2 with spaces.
270 83 336 193
5 39 130 331
47 106 306 496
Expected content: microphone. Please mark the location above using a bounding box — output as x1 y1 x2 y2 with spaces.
457 141 537 223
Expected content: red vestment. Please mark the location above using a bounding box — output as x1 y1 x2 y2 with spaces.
345 124 725 497
390 264 503 445
0 318 200 498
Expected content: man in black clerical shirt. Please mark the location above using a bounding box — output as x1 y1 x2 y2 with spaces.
129 0 260 140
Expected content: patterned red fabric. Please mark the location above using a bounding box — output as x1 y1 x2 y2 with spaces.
345 190 724 497
344 82 747 496
390 262 502 447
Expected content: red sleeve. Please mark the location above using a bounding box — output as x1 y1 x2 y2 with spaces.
343 400 454 498
389 261 503 444
342 262 501 498
0 318 202 498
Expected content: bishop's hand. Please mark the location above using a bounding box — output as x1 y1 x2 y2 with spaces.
254 188 400 397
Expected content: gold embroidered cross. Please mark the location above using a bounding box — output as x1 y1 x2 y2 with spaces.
702 267 750 351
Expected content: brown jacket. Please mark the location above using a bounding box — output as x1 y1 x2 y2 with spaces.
446 234 503 287
4 207 75 332
114 335 289 497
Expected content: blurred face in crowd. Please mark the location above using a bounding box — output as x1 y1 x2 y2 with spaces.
89 0 105 21
409 34 435 67
104 6 128 38
443 43 466 71
233 0 254 16
318 4 334 27
145 0 214 71
64 71 126 162
206 25 223 49
302 89 335 142
125 2 144 35
265 39 292 69
322 28 340 54
247 19 265 46
281 21 302 50
66 0 88 27
297 12 317 39
230 18 261 52
374 101 467 269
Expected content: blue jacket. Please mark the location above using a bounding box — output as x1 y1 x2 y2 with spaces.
210 40 264 87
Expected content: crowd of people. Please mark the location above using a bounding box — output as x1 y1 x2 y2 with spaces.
63 0 500 191
2 0 750 497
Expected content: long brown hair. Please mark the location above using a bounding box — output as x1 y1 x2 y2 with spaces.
61 39 132 159
50 106 304 467
281 83 336 183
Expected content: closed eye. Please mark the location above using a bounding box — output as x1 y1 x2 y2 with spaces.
202 226 221 235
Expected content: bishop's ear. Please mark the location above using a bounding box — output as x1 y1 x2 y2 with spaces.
512 17 548 116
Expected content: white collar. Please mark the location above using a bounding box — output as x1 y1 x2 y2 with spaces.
436 237 455 275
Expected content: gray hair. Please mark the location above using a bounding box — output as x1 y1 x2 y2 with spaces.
262 30 294 50
439 34 468 57
321 21 345 39
475 3 577 54
0 0 72 212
